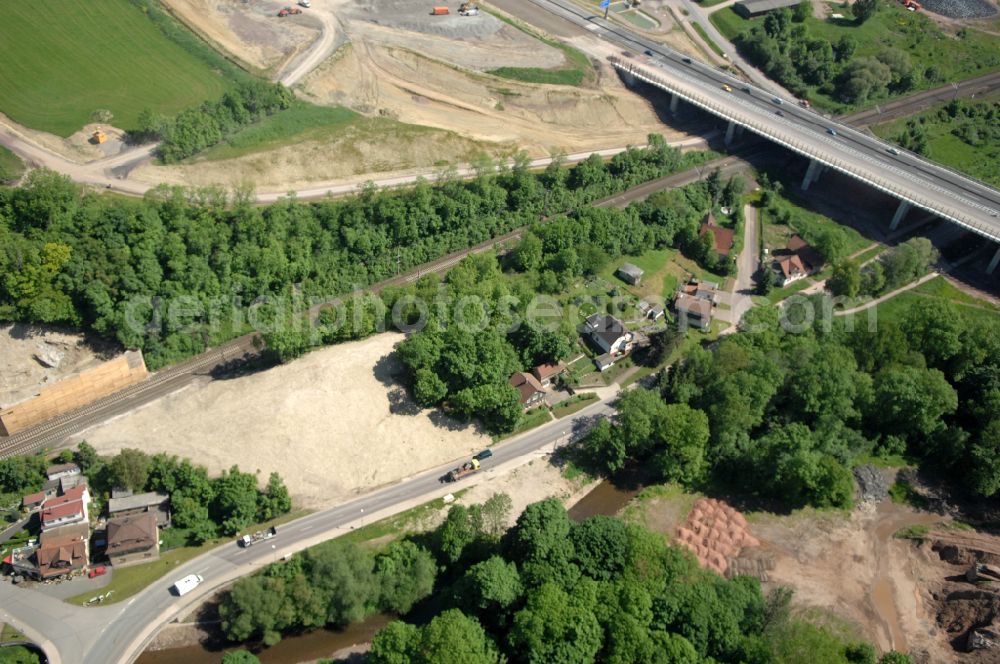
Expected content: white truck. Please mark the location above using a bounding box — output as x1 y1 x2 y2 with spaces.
172 574 203 597
239 526 277 547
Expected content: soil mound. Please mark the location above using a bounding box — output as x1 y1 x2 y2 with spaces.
674 497 758 576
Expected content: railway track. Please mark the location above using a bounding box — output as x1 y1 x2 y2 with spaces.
1 149 764 460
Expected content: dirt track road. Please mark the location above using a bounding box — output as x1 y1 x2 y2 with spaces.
279 2 340 86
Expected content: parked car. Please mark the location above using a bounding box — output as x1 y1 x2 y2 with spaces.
89 566 107 578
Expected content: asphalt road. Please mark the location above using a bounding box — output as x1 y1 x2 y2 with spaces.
80 397 613 664
528 0 1000 243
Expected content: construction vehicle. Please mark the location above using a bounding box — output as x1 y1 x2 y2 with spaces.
459 2 479 15
278 7 289 16
91 130 107 145
172 574 203 597
239 526 277 547
431 6 450 14
445 458 480 482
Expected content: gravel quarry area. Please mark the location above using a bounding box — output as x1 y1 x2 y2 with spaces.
0 323 114 409
73 333 492 510
921 0 997 18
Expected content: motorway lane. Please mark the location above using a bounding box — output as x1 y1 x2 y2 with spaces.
529 0 1000 240
84 398 614 664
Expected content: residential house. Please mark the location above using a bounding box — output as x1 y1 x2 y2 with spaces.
22 491 45 511
508 372 546 409
616 263 644 285
10 522 90 580
673 279 720 331
46 463 81 482
674 293 714 330
40 484 89 532
699 213 735 260
531 362 566 388
107 491 171 528
581 314 634 356
106 513 160 568
772 235 822 286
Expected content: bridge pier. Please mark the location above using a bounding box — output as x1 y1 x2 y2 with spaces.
988 246 1000 274
669 94 679 113
724 121 736 146
889 201 911 231
801 159 822 191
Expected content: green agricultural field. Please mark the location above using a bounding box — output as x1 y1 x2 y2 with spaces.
0 0 239 136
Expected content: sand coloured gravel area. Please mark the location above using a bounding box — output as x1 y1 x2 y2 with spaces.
0 323 114 408
74 333 491 509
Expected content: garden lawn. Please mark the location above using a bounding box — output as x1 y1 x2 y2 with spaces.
602 248 729 304
865 277 1000 326
552 392 599 418
0 0 237 136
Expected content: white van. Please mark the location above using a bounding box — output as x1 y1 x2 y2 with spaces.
172 574 203 597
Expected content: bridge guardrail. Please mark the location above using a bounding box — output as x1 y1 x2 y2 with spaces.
612 58 1000 244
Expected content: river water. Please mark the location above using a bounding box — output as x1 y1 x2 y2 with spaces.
139 479 638 664
135 614 391 664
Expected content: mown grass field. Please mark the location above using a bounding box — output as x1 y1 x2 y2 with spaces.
0 0 237 136
486 9 595 86
872 95 1000 188
0 146 25 182
195 102 360 161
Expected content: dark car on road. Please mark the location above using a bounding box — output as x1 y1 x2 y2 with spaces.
474 449 494 461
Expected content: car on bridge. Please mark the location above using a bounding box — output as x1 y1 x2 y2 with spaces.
887 147 901 155
682 57 692 64
771 97 783 105
722 84 732 92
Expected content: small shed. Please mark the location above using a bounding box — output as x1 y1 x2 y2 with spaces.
616 263 644 285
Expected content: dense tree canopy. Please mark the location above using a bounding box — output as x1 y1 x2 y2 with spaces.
0 138 695 369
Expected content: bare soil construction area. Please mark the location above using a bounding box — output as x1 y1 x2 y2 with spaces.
141 0 686 189
0 323 114 409
163 0 321 74
72 333 491 509
629 479 1000 662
